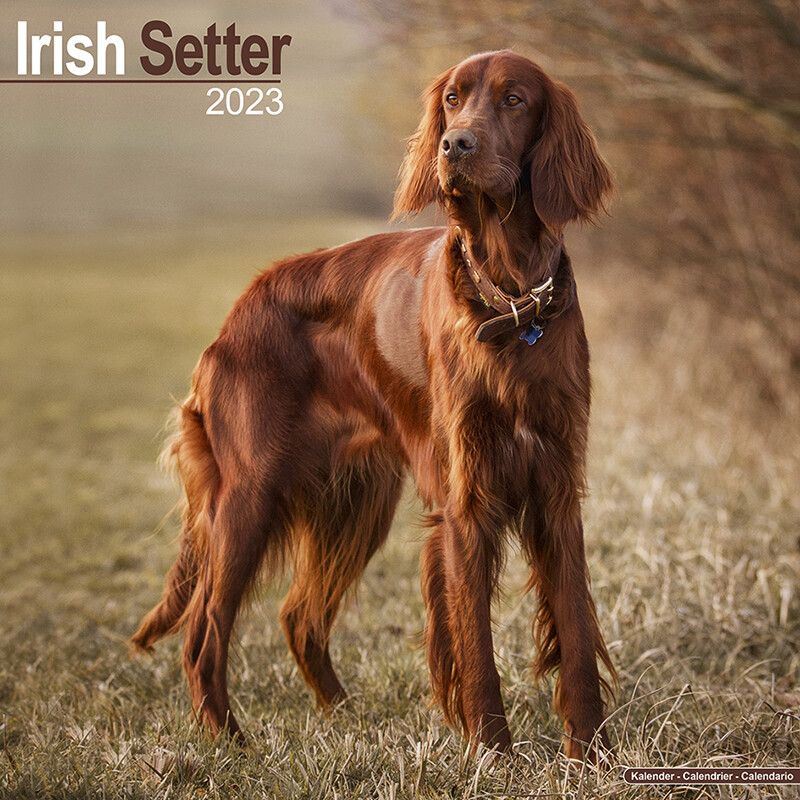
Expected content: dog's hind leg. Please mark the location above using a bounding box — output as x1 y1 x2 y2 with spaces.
280 445 403 709
176 332 308 738
181 476 290 738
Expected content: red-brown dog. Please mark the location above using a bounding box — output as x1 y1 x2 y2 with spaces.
133 49 616 760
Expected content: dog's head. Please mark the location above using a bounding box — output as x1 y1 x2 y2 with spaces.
394 50 613 228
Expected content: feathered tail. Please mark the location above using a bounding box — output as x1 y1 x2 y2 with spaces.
131 392 219 652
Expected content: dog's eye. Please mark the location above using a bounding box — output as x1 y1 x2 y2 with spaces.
505 94 521 107
445 93 459 107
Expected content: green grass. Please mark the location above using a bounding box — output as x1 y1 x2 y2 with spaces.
1 218 798 798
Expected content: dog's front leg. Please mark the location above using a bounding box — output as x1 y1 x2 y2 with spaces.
421 503 511 752
523 450 615 761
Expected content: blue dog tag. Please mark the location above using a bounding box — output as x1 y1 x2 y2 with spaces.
520 323 543 345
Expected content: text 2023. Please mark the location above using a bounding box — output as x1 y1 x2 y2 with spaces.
206 86 283 116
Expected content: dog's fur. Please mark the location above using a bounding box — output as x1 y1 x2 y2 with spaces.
132 50 616 760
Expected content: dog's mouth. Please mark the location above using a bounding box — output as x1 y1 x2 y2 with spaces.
441 172 473 197
440 163 519 203
438 144 523 201
439 162 480 197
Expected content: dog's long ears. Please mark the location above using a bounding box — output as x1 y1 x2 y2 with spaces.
528 79 613 227
393 68 453 218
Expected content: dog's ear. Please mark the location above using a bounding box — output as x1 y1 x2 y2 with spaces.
528 79 613 227
393 68 453 218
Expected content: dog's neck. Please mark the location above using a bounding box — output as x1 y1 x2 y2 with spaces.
445 191 560 296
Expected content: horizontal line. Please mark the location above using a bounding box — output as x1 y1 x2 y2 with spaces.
0 79 281 84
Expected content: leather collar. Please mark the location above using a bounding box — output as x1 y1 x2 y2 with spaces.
453 226 564 342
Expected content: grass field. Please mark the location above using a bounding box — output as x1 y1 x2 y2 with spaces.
1 217 799 799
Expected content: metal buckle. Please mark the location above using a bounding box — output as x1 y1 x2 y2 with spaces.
530 276 554 317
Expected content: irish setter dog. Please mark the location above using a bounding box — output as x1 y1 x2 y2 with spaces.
132 49 616 760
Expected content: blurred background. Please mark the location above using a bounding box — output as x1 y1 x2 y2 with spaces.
2 0 799 793
3 0 798 396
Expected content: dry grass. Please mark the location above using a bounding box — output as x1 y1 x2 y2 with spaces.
1 217 798 798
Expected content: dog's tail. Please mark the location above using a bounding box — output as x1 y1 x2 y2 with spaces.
131 392 219 653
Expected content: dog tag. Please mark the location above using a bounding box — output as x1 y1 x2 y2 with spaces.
520 323 543 345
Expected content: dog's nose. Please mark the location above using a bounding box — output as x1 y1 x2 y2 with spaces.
441 129 478 161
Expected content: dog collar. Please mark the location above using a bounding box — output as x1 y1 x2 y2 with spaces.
453 226 563 343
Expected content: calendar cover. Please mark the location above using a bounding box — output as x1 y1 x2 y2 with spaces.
2 1 798 796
